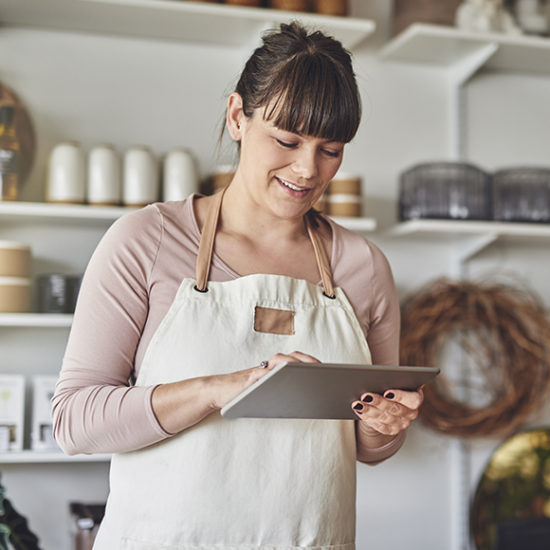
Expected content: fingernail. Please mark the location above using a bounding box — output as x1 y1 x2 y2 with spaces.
385 392 395 400
363 394 374 403
353 403 364 411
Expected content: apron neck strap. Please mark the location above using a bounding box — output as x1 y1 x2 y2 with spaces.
195 188 335 298
195 188 225 292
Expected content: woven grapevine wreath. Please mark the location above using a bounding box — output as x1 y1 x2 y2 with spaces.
399 278 550 438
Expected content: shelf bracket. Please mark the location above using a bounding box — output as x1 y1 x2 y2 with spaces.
449 41 499 160
451 232 499 277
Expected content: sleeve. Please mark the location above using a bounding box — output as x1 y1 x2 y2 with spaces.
51 205 171 455
365 243 400 367
358 241 405 465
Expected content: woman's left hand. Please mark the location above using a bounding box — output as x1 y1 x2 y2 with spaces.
351 389 424 436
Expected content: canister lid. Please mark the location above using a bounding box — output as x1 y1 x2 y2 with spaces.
0 241 31 251
0 276 31 286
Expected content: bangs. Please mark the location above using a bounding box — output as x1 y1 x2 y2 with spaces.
259 53 361 143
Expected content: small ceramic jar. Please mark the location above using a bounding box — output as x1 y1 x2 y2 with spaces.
162 149 199 202
46 141 86 204
122 146 159 207
87 144 121 206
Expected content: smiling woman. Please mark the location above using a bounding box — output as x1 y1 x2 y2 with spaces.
52 21 420 550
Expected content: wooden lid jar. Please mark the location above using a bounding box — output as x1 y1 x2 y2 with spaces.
328 173 362 195
0 277 31 313
0 241 31 278
312 0 349 16
269 0 309 12
327 173 362 217
328 194 362 217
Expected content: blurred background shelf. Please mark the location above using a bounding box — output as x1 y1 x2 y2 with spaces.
0 450 111 464
380 23 550 76
0 313 73 328
0 0 375 50
331 216 377 233
391 218 550 240
0 201 134 225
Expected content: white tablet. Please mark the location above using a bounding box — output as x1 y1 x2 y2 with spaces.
221 362 439 420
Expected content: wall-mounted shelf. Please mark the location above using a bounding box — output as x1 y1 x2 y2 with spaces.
0 201 135 225
331 216 377 233
0 201 377 233
0 450 111 464
389 218 550 263
0 0 375 50
379 23 550 77
0 314 73 328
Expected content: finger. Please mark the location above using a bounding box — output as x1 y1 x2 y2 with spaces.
351 401 408 436
287 350 321 363
266 353 295 369
383 389 424 410
359 393 418 422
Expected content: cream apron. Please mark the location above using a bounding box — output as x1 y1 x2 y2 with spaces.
94 190 372 550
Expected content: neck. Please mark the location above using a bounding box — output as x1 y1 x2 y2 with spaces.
219 178 309 244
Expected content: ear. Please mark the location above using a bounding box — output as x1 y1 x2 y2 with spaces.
226 92 245 141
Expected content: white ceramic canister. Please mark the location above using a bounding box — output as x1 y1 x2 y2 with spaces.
162 148 199 201
87 144 121 206
0 277 31 313
122 146 159 207
46 141 86 203
0 241 31 277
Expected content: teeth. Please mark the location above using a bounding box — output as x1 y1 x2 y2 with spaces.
279 178 306 192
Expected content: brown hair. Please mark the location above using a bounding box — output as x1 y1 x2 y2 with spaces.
233 22 361 143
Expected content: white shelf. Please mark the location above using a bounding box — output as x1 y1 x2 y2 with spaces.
0 0 375 50
0 313 73 327
0 201 377 232
0 201 135 225
331 216 377 233
391 218 550 239
389 218 550 263
0 450 111 464
379 23 550 76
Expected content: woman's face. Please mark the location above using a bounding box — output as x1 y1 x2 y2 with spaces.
236 108 345 220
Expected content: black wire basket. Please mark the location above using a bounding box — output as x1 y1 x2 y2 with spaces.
492 167 550 223
399 162 492 221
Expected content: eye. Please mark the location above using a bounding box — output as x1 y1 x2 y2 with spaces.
276 139 297 149
322 148 342 158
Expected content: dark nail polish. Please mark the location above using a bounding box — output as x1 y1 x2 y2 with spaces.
385 392 395 400
353 403 363 411
364 394 373 403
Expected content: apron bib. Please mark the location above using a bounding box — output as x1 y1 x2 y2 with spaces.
94 191 372 550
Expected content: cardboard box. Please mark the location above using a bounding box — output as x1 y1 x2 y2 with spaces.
0 374 25 451
31 375 59 451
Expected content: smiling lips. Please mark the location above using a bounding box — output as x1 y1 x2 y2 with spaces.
276 176 311 196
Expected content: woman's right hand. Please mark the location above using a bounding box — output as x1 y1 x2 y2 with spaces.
210 350 321 410
152 351 319 435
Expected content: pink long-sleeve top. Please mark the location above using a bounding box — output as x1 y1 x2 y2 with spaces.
52 195 401 458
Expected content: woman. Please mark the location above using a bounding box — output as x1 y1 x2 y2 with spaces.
53 22 422 550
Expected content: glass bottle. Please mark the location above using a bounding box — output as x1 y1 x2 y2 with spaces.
0 106 19 201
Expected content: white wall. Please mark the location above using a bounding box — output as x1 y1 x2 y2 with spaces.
1 1 549 549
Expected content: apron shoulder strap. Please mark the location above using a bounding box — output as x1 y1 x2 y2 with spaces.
195 188 335 297
306 216 335 299
195 189 225 292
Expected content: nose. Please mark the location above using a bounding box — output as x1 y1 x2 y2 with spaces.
291 146 318 180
